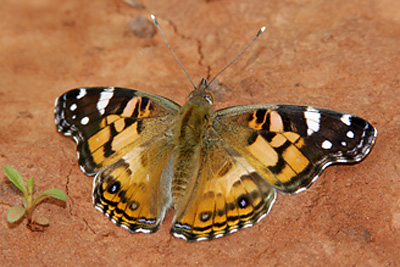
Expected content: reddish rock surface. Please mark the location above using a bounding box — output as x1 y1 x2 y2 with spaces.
1 0 399 266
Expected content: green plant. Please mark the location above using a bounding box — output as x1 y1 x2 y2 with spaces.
4 165 66 231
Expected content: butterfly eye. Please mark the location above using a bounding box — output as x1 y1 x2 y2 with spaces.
204 92 214 105
188 90 195 99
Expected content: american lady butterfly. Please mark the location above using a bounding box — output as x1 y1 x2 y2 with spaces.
55 16 376 242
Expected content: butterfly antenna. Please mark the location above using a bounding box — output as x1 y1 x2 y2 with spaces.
151 14 196 89
208 26 266 87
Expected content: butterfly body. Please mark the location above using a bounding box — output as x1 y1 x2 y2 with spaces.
55 78 376 242
171 78 213 206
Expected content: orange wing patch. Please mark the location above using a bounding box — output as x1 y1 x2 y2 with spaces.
214 108 312 192
246 135 279 167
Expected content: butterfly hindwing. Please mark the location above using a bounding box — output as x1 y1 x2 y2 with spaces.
171 128 276 242
213 104 377 194
55 87 180 175
92 134 174 233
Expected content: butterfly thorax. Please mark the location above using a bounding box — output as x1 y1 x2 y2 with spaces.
171 79 214 206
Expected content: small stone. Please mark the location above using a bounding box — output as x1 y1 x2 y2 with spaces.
128 16 156 39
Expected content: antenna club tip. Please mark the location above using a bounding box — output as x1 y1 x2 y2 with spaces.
150 14 158 25
260 26 266 32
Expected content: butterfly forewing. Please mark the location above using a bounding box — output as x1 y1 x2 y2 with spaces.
213 104 377 194
55 87 180 175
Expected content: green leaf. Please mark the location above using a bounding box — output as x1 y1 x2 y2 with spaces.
4 166 27 196
35 216 50 226
27 177 34 195
7 206 26 223
21 198 28 208
41 188 66 201
33 188 67 206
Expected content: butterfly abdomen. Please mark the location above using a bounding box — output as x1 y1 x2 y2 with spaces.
171 97 213 206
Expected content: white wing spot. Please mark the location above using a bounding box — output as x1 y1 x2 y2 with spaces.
97 90 114 115
71 114 77 120
341 141 347 146
81 117 89 125
321 140 333 149
304 108 321 136
341 114 352 126
346 130 355 139
76 88 87 99
70 103 77 111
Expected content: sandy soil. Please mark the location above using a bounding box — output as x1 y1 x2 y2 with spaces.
1 0 399 266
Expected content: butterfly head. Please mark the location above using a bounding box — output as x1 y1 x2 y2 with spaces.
188 78 214 105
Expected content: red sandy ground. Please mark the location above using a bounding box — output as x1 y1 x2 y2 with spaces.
1 0 399 266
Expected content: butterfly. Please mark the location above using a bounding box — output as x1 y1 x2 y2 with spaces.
54 77 376 242
54 17 376 242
